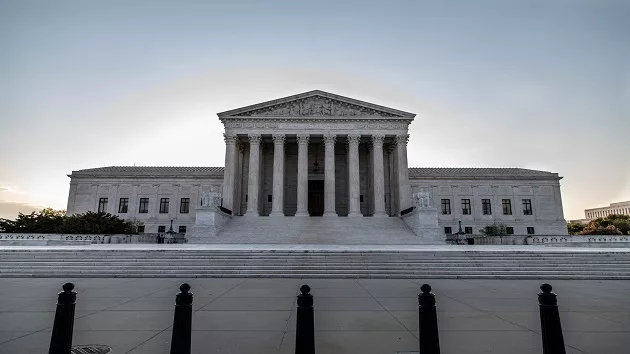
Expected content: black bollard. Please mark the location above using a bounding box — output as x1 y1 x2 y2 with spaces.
170 283 193 354
295 284 315 354
418 284 440 354
48 282 77 354
538 283 566 354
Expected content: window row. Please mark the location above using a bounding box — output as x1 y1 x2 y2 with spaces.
97 197 191 214
444 226 536 235
440 198 533 216
586 208 630 219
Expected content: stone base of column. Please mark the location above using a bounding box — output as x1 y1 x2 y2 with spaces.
348 212 363 217
372 212 388 218
323 212 338 217
295 211 309 217
269 212 284 217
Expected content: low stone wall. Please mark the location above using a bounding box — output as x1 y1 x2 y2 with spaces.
0 233 182 244
526 235 630 246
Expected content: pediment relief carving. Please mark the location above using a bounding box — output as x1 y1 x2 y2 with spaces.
231 96 401 118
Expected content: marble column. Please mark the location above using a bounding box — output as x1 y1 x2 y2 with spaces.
221 134 237 212
246 134 261 216
371 135 386 217
396 134 412 214
296 134 309 216
347 134 361 217
270 134 285 216
323 134 337 216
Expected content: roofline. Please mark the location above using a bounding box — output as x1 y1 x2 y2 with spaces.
217 90 416 119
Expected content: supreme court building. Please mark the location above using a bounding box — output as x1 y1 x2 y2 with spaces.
66 90 568 243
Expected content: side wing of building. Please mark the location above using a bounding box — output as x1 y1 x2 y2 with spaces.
409 168 567 235
66 167 224 233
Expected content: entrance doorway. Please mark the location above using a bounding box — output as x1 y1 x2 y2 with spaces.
308 180 324 216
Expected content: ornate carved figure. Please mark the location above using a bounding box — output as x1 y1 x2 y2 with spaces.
413 188 431 208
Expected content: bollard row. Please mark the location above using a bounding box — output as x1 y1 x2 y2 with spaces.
47 281 566 354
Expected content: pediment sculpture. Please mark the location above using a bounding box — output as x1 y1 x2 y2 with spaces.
235 96 399 117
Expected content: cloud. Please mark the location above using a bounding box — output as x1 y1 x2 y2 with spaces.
0 200 48 220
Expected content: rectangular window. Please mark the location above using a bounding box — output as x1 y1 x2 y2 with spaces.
527 227 535 235
98 198 108 213
506 226 514 235
179 226 187 233
444 226 452 234
118 198 128 213
482 199 492 215
137 225 145 233
461 199 471 215
139 198 149 213
159 198 169 214
441 199 451 215
502 199 512 215
522 199 533 215
465 227 473 234
180 198 190 213
158 226 166 233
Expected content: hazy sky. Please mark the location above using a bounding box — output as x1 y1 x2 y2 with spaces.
1 0 629 220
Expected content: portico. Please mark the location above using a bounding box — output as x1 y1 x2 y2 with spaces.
218 91 416 218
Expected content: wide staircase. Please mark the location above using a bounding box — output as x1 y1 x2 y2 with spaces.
213 216 423 244
1 248 629 279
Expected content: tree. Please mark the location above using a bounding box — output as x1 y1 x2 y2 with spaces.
567 221 586 235
578 214 630 236
0 208 65 233
0 209 140 234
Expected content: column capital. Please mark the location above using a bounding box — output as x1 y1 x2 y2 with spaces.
323 134 337 144
371 134 385 145
395 134 409 145
223 133 238 145
297 134 310 145
248 134 262 145
347 134 361 145
272 134 285 145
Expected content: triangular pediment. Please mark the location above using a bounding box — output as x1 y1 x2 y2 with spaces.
217 90 415 119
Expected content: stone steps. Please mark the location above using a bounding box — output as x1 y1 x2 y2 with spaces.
1 248 630 279
213 216 424 244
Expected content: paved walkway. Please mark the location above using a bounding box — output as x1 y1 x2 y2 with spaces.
0 278 628 353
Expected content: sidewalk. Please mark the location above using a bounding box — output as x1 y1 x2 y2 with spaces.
0 278 628 353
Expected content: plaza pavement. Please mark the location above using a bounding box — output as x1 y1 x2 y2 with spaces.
0 278 628 354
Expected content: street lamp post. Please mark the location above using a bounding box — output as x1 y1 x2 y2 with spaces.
166 219 176 244
455 220 467 245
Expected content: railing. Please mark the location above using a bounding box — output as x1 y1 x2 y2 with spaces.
46 282 566 354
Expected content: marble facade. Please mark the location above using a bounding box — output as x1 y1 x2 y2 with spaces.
66 90 569 240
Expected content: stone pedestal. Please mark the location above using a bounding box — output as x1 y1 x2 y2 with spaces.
188 207 232 244
401 207 443 244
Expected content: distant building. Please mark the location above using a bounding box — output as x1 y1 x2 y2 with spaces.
585 201 630 219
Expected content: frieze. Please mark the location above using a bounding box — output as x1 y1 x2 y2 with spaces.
233 96 400 117
222 120 409 131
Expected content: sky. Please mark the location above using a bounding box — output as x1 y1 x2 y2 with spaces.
1 0 629 220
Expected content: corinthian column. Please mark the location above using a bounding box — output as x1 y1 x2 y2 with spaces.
396 134 412 214
371 134 386 217
246 134 261 216
222 134 237 212
295 134 309 216
347 134 361 217
323 134 337 216
270 134 285 216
